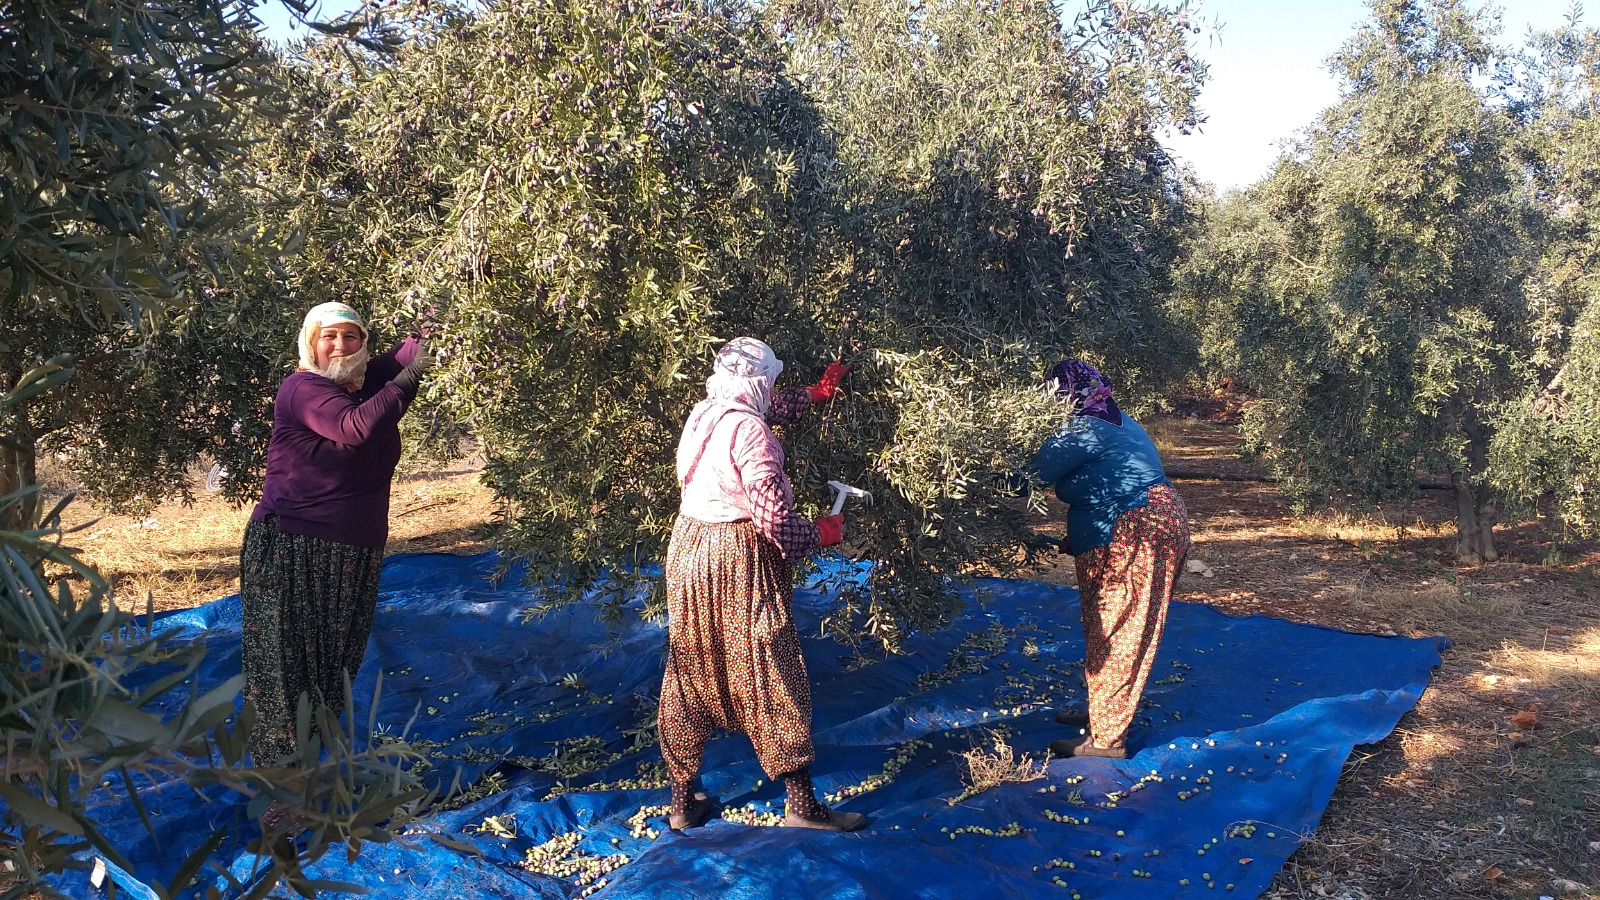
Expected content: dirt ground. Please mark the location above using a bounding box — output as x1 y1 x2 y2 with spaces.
47 454 499 615
50 413 1600 900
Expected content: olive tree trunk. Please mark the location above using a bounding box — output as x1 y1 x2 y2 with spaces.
1452 418 1499 563
0 366 40 533
0 443 39 533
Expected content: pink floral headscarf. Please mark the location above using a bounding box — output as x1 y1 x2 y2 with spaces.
1048 358 1122 425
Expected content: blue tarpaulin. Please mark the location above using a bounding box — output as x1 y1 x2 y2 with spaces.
54 552 1446 899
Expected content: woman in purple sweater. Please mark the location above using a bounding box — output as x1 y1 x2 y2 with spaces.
240 302 433 764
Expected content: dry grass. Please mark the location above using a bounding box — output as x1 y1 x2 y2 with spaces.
1359 581 1527 646
1141 416 1187 456
46 457 499 613
1292 508 1452 546
950 731 1046 804
1245 574 1600 900
1491 628 1600 711
1359 579 1600 711
68 504 254 613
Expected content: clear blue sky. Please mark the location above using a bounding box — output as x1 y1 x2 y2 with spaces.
1166 0 1588 192
251 0 364 41
251 0 1589 193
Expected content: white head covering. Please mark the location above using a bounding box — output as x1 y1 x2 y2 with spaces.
298 302 371 387
298 302 368 369
677 337 785 487
704 336 784 417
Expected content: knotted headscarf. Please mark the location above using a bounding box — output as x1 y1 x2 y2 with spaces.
1048 358 1122 425
298 302 371 387
678 337 785 485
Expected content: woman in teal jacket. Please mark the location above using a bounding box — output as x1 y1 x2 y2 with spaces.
1032 360 1191 759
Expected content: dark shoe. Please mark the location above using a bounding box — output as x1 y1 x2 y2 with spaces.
1049 737 1127 759
1053 708 1089 727
784 806 868 832
1048 736 1090 757
669 792 714 831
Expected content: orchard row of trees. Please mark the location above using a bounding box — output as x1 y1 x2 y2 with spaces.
13 0 1600 632
1177 0 1600 563
9 0 1600 892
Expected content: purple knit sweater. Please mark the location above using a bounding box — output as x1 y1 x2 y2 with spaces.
250 337 419 550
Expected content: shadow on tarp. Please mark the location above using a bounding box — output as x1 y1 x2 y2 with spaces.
42 552 1446 899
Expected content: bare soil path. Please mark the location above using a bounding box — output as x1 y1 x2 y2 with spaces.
1059 416 1600 900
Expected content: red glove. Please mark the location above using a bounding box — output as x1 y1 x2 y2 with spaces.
814 514 844 548
807 361 852 404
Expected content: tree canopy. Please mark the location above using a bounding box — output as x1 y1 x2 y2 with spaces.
1177 0 1535 562
0 0 399 530
230 0 1206 647
1486 16 1600 544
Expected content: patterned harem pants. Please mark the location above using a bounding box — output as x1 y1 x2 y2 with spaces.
657 516 816 782
1074 483 1191 749
239 516 382 764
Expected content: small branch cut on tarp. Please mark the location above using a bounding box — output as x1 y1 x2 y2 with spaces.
949 730 1045 806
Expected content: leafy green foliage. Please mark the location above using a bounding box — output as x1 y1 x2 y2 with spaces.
1 0 395 315
1487 19 1600 536
241 0 1204 647
1177 0 1532 561
235 0 848 607
763 0 1203 639
4 0 259 317
773 0 1206 397
787 345 1062 646
0 0 406 527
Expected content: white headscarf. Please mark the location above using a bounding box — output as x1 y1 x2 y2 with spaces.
298 302 371 387
704 336 784 416
677 337 785 486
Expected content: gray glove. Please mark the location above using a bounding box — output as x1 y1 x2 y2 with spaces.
392 341 436 399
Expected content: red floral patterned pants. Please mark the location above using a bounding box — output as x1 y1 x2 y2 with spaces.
1074 484 1191 749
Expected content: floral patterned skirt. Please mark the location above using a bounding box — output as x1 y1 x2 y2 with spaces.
1074 483 1191 749
657 516 815 781
239 515 382 764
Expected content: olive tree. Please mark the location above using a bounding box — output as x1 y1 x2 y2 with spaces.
231 0 858 619
0 0 396 529
241 0 1206 648
759 0 1207 640
769 0 1207 398
1178 0 1532 562
2 4 442 894
1486 18 1600 540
